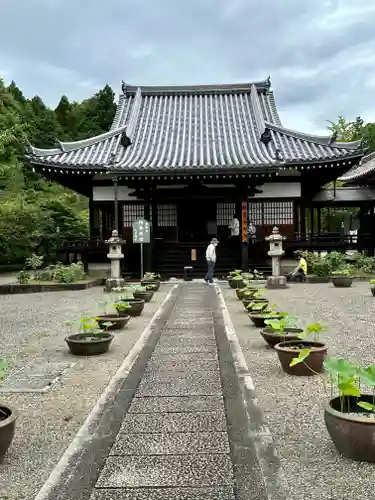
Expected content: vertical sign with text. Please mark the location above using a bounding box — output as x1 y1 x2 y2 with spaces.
241 201 248 243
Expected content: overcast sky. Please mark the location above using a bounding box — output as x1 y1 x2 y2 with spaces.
1 0 374 134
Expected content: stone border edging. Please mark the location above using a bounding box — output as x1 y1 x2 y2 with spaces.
0 278 105 295
33 284 180 500
214 288 291 500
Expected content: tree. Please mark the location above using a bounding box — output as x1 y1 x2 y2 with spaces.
55 95 78 140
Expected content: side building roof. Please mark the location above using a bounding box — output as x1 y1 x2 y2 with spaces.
339 152 375 184
26 79 364 175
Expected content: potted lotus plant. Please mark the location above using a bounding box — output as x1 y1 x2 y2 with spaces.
228 270 245 289
275 323 327 376
323 358 375 462
248 303 286 328
113 287 145 317
96 298 131 330
65 317 114 356
331 266 354 288
236 282 257 300
0 360 18 462
133 285 154 302
261 316 303 348
141 272 161 290
243 289 268 311
370 279 375 297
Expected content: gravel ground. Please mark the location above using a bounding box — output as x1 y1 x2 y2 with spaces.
0 284 172 500
222 281 375 500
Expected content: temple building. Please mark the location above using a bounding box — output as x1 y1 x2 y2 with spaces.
26 79 367 276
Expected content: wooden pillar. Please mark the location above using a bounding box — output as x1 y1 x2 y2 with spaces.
88 196 96 238
113 177 119 233
144 197 152 273
293 202 299 235
241 200 248 271
310 206 315 235
317 207 321 234
300 204 306 237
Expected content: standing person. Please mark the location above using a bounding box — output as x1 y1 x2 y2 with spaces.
204 238 219 285
228 214 240 238
247 219 256 244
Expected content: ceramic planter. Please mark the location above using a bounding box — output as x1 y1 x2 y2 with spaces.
260 327 303 348
0 405 18 463
324 395 375 462
140 280 160 291
332 276 353 288
133 290 154 302
249 314 280 328
371 287 375 297
274 340 327 376
117 298 145 317
96 315 130 330
229 279 244 289
242 298 268 311
65 333 114 356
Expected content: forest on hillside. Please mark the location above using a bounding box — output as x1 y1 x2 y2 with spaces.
0 77 375 267
0 79 116 266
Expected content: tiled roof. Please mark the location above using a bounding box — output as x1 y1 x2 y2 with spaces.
339 152 375 183
26 80 364 174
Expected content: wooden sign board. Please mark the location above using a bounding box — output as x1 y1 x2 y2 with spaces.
241 201 247 243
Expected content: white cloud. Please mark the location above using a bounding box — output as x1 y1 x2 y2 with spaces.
0 0 374 133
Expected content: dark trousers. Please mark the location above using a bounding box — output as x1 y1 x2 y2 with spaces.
287 268 306 282
205 260 215 283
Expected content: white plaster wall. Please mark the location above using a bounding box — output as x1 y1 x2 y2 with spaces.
252 182 301 199
93 182 301 201
93 185 137 201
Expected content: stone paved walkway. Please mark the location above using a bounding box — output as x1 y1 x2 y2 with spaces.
90 284 235 499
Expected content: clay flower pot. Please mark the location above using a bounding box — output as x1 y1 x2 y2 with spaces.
229 279 244 289
260 327 303 348
249 314 280 328
117 298 145 317
140 280 160 291
65 333 113 356
96 315 130 330
324 395 375 462
332 276 353 288
243 298 268 311
0 405 18 463
274 340 327 376
133 290 154 302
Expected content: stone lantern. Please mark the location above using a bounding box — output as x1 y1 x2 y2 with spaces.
265 226 287 289
104 230 126 292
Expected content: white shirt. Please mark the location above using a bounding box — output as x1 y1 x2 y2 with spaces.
229 218 240 236
206 243 216 262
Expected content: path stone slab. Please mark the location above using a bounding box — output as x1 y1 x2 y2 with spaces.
157 336 216 347
95 455 233 488
0 360 71 392
91 487 235 500
120 411 227 433
149 351 218 362
137 371 221 396
129 396 224 413
145 359 219 372
110 431 230 455
161 328 214 338
154 344 218 355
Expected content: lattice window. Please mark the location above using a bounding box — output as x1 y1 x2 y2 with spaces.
248 202 263 225
263 201 293 225
157 204 177 227
216 203 236 226
123 204 144 227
